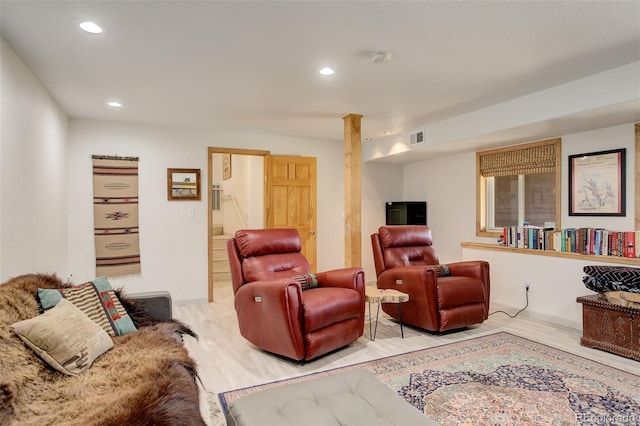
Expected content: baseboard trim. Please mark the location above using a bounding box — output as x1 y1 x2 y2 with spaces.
490 302 581 331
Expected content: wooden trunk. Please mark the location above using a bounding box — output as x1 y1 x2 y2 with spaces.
577 294 640 361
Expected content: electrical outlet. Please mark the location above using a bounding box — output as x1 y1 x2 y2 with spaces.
524 281 532 290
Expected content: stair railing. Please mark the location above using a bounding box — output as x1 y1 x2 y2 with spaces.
222 195 247 229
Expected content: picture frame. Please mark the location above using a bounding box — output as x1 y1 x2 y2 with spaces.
167 168 201 201
568 148 625 216
222 154 232 180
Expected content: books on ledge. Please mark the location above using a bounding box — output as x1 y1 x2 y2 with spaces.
500 226 640 258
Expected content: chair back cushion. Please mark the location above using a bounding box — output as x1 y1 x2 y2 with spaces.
378 225 439 269
234 229 311 282
235 228 301 257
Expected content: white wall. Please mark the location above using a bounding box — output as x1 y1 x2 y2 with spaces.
222 155 252 232
66 118 345 303
361 162 405 282
404 123 636 327
221 154 264 232
0 38 69 282
404 151 478 263
463 248 630 330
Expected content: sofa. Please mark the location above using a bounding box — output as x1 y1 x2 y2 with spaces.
0 273 206 425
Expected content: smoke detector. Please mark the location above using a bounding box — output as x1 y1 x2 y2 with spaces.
370 51 391 64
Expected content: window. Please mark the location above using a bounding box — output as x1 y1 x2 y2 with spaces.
476 138 561 236
212 183 222 211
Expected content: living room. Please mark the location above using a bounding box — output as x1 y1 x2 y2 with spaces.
2 2 639 322
1 2 640 423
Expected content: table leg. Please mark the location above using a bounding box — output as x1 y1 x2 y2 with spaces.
368 302 382 341
397 303 404 338
374 303 381 340
368 301 372 339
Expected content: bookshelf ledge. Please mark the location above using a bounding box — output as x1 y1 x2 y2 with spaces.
460 242 640 266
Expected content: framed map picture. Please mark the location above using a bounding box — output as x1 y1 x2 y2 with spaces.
568 148 625 216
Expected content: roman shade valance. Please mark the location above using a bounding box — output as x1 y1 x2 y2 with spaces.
478 138 560 177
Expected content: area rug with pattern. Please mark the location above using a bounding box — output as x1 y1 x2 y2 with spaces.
219 332 640 425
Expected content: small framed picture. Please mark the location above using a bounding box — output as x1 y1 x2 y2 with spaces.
223 154 232 180
167 168 201 201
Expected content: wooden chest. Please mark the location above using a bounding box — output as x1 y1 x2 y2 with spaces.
577 294 640 361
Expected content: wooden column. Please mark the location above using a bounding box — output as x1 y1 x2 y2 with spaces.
343 114 363 267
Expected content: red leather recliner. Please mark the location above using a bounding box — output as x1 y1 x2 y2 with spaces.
227 228 365 361
371 225 490 332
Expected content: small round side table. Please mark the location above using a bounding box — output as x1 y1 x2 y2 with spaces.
364 288 409 340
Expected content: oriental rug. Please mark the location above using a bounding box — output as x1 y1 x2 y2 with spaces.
219 332 640 425
92 156 141 277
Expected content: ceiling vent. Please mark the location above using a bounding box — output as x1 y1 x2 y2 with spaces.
370 51 391 64
409 129 425 147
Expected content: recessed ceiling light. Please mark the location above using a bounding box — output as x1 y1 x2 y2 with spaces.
384 131 392 135
319 67 335 76
107 100 123 108
79 21 103 34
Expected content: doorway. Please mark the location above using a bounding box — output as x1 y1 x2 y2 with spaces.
207 148 319 302
207 147 269 302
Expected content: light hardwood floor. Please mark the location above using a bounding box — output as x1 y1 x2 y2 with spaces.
174 283 640 397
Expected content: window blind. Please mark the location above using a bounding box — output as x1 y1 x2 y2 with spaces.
478 138 560 177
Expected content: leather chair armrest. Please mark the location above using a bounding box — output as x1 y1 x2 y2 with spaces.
447 261 491 318
447 261 490 281
315 267 366 337
315 267 365 291
234 280 306 360
377 266 441 330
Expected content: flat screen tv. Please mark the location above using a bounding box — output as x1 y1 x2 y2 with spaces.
385 201 427 225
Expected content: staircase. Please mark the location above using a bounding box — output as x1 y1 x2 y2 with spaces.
212 234 232 284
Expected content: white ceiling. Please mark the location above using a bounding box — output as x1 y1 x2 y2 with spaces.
1 1 639 156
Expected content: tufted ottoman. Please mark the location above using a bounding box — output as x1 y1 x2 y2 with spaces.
225 368 437 426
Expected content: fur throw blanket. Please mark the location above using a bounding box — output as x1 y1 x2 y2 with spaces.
0 273 206 425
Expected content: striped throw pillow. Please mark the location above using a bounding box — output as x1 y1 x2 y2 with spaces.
38 276 137 336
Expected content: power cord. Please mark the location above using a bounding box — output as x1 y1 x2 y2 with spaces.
489 286 529 318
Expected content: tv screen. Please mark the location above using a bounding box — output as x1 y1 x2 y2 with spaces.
386 201 427 225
